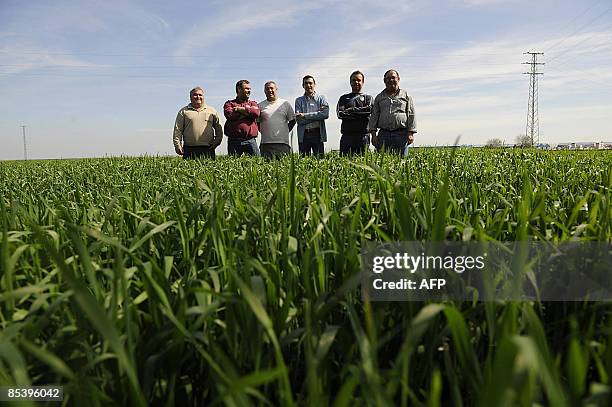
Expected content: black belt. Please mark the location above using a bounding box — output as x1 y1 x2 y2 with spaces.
380 128 406 132
228 136 255 141
184 144 212 148
304 128 320 135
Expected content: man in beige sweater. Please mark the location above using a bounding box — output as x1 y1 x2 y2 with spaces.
173 87 223 159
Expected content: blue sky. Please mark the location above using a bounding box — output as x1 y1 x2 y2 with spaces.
1 0 611 160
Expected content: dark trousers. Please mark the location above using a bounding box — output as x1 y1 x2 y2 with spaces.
260 143 291 159
183 145 215 160
340 134 369 155
377 129 410 156
299 129 324 156
227 138 260 156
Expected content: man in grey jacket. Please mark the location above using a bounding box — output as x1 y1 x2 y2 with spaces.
368 69 417 156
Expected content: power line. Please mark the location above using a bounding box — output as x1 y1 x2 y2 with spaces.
523 52 544 147
546 20 612 66
543 0 608 52
0 71 519 80
546 70 612 88
0 60 517 69
545 4 612 54
0 50 520 59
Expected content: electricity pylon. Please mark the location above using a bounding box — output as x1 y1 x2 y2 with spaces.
523 52 544 147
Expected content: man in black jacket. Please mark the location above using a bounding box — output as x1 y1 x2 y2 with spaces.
336 70 373 155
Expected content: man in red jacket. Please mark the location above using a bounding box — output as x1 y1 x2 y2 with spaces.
223 80 261 156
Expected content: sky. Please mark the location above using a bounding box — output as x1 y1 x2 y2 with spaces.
1 0 611 160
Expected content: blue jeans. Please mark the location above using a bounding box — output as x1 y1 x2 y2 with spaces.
377 129 410 156
227 138 260 156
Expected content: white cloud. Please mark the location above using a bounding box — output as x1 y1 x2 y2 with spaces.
333 0 430 31
41 1 170 37
172 1 330 62
454 0 516 7
0 44 107 76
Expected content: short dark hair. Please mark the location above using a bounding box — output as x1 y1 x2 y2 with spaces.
384 69 400 80
302 75 315 85
350 70 364 81
236 79 250 92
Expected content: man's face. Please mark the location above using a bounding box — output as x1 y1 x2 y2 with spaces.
384 71 400 93
190 89 204 108
350 74 364 93
302 78 316 95
264 83 277 101
237 83 251 101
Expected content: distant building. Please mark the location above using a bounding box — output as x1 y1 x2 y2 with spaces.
555 143 570 150
554 141 612 150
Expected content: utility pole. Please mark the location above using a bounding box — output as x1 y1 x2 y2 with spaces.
522 52 544 147
20 125 28 160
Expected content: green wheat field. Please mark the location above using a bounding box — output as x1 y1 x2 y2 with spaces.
1 149 611 406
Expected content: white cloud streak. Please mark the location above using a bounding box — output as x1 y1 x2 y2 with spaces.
0 45 107 76
172 0 330 62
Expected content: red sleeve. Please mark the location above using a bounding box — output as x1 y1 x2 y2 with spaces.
223 100 237 119
248 101 260 118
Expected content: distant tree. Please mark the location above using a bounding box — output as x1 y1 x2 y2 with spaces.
516 134 533 148
485 138 504 148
